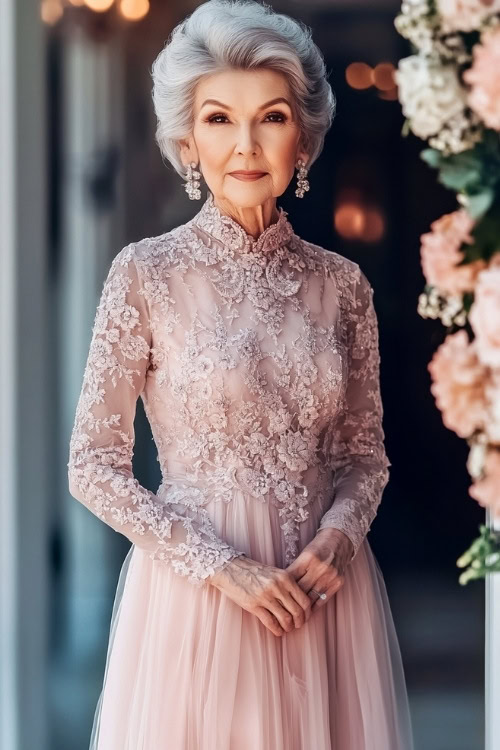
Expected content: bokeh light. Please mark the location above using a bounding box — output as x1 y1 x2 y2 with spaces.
345 62 373 90
119 0 150 21
334 201 385 242
372 62 396 91
41 0 64 24
83 0 115 12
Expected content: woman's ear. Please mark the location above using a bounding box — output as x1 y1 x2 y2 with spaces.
179 136 199 168
296 142 310 168
299 152 310 166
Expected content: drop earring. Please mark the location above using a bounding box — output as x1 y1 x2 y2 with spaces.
295 159 310 198
184 161 202 200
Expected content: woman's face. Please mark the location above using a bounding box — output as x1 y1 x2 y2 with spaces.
179 68 308 210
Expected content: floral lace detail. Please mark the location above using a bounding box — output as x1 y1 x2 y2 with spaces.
67 252 242 585
317 273 391 560
68 192 391 584
192 190 295 257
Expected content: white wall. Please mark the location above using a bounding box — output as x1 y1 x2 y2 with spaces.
0 1 50 749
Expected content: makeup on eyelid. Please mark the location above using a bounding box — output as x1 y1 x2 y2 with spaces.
205 113 287 124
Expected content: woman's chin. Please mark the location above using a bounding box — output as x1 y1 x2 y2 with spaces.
216 180 277 208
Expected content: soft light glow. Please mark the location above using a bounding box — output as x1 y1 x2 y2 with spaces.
41 0 63 24
67 0 85 5
84 0 115 11
334 201 385 243
119 0 150 20
335 203 366 239
372 63 396 91
378 89 399 101
361 209 385 242
345 62 373 90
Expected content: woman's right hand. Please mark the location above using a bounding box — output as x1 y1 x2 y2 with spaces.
208 555 313 637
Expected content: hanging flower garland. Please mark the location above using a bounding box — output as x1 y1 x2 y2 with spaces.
394 0 500 584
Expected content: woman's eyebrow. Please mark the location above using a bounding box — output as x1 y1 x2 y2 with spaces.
199 97 292 111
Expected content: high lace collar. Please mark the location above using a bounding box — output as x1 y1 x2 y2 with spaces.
191 191 294 256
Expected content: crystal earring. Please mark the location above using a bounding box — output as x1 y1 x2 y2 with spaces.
295 159 310 198
184 161 202 200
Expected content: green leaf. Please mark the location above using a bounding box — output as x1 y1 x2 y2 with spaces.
420 148 442 169
401 119 412 138
467 209 500 260
465 189 495 219
457 522 500 584
420 134 500 200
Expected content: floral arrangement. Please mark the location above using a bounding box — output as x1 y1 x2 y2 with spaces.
393 0 500 583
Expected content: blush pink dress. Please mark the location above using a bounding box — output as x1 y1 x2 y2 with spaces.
68 191 414 750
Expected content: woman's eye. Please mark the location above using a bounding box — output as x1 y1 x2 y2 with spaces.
265 112 287 123
206 112 287 124
207 114 229 124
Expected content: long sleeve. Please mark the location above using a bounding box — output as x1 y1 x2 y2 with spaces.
67 244 245 586
318 269 392 562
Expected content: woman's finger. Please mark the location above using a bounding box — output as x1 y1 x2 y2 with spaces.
295 556 332 592
285 559 308 581
254 606 284 637
273 586 310 628
284 578 313 623
275 592 305 629
311 576 345 611
296 567 321 592
265 598 297 633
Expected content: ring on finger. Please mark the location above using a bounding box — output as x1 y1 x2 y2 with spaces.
310 588 327 600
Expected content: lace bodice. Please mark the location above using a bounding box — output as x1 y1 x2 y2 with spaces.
67 191 391 585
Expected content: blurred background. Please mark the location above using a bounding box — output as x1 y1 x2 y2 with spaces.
0 1 486 749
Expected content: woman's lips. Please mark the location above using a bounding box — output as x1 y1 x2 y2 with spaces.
229 172 268 181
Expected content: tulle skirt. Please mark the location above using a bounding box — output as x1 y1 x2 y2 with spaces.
89 484 415 750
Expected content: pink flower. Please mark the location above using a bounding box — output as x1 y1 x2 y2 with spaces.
469 448 500 518
469 256 500 368
463 25 500 130
437 0 500 32
485 370 500 443
428 330 489 438
420 209 487 295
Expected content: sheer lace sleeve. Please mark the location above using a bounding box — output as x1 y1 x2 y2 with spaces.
318 269 392 562
67 244 245 585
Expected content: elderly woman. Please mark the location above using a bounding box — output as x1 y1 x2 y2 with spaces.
68 1 414 748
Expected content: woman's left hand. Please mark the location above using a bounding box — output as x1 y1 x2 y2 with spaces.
285 528 354 613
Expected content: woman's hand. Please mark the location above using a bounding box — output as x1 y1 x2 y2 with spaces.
285 528 353 612
208 555 313 637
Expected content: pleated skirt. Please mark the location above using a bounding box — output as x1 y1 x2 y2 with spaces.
89 485 415 750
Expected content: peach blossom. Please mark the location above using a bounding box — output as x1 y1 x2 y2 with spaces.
469 448 500 517
420 209 487 295
464 25 500 130
485 368 500 443
469 260 500 368
428 329 489 438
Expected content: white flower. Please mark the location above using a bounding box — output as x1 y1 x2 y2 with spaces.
467 434 488 478
395 55 468 139
395 0 473 61
436 0 500 33
394 0 439 55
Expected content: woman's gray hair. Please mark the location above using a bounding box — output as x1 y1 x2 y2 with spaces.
151 0 336 178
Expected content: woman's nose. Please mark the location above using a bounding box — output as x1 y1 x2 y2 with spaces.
234 124 259 155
